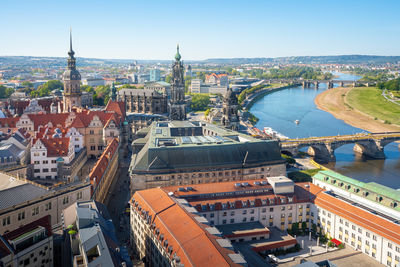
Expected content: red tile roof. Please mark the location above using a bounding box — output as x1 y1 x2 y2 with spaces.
27 113 69 131
132 188 242 267
314 187 400 246
0 117 19 129
105 100 126 120
89 138 119 189
33 137 71 157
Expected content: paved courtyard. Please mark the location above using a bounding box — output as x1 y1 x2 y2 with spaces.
278 236 384 267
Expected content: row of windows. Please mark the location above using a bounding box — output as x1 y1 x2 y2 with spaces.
34 168 58 173
33 160 57 164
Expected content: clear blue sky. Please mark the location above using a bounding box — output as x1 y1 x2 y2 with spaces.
1 0 399 60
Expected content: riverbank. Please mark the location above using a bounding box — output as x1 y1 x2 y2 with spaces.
315 87 400 132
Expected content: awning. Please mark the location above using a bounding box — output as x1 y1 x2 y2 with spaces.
331 238 341 246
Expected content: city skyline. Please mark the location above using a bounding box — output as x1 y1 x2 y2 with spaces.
1 0 400 60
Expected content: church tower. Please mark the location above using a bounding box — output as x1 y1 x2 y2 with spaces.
169 45 186 120
222 88 239 130
63 30 82 112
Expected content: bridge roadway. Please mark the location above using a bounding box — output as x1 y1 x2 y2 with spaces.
266 78 369 89
280 132 400 163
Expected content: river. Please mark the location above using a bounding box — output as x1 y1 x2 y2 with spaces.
250 72 400 189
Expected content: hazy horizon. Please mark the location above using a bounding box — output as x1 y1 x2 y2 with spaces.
1 0 400 60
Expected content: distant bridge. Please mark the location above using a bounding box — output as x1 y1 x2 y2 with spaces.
266 79 369 89
280 132 400 163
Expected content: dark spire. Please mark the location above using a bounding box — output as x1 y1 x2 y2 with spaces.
68 28 75 58
175 44 181 61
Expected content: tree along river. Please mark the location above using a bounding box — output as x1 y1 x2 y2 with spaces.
250 72 400 189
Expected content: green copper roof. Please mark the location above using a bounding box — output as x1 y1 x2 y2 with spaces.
363 182 400 202
175 44 181 61
314 170 366 188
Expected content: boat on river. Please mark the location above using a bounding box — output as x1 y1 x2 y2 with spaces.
263 127 288 140
295 120 300 124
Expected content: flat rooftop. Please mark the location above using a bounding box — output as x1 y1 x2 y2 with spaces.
217 222 269 237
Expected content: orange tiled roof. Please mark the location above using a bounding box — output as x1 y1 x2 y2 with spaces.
0 117 19 128
105 100 126 120
33 137 71 157
314 187 400 245
27 113 69 131
132 188 242 267
89 138 119 188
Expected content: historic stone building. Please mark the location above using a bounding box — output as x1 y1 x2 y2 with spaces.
169 45 186 120
117 88 167 114
222 88 240 130
63 31 82 112
130 121 286 191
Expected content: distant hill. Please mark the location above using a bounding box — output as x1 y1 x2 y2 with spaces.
203 55 400 65
1 55 400 68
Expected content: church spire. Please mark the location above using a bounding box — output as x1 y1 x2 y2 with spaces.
68 28 75 58
175 44 181 61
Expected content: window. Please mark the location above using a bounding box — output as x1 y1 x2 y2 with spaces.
281 206 285 211
242 210 247 215
32 207 39 216
18 211 25 221
90 146 96 151
230 219 234 223
366 232 370 238
34 161 40 164
45 202 52 211
2 216 10 226
98 146 103 150
373 235 377 241
388 243 392 249
250 217 254 221
210 213 214 218
63 196 69 205
396 246 400 253
339 219 343 224
34 169 40 173
230 211 235 216
269 207 274 212
51 160 57 163
250 209 255 214
77 191 83 200
345 222 349 227
89 130 94 135
51 168 57 172
262 208 266 213
42 160 48 164
223 212 227 217
358 228 362 234
222 219 227 224
42 168 49 173
242 217 247 222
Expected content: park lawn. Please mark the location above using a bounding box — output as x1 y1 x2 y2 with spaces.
346 87 400 126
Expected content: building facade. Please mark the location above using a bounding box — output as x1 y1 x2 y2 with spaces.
130 121 286 191
0 174 91 235
117 88 167 114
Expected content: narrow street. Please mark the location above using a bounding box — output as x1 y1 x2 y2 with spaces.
105 149 132 244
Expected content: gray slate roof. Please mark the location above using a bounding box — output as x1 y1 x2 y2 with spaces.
0 184 49 211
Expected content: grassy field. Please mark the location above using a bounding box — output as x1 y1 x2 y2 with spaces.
346 87 400 126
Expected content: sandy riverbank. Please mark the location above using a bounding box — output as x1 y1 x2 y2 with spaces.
314 87 400 132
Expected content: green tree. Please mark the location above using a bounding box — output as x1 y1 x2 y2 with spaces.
81 85 94 93
185 77 192 93
165 74 172 84
30 80 63 97
0 85 14 98
189 94 210 111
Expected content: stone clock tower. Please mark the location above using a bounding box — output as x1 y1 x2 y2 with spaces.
63 30 82 112
169 45 186 120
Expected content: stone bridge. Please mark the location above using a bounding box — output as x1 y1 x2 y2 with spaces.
280 132 400 163
266 79 366 89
